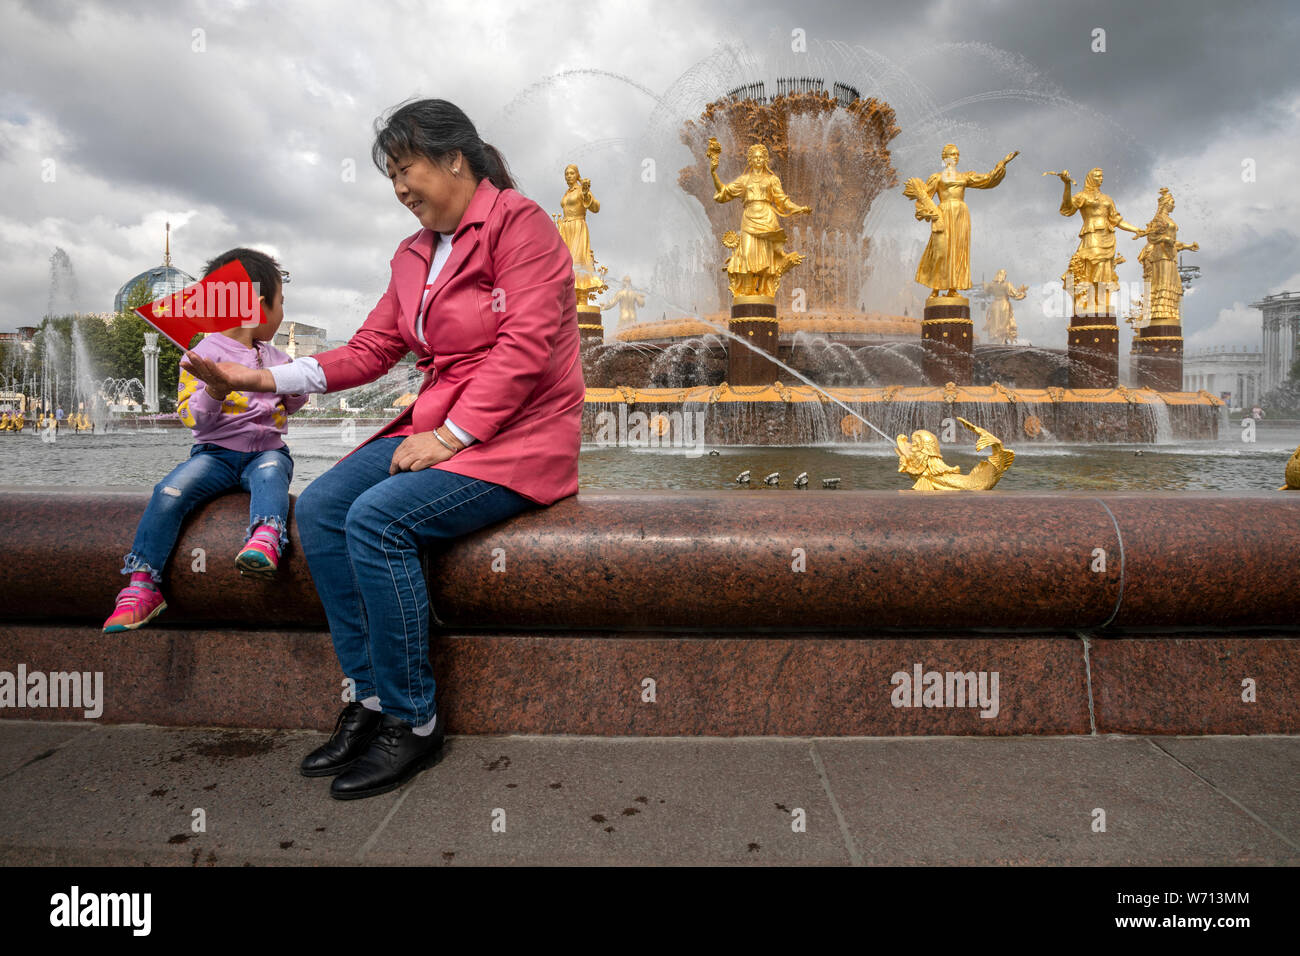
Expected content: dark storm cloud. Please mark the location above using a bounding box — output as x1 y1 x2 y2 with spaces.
733 0 1300 146
3 2 377 225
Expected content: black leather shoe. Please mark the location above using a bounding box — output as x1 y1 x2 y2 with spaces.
329 712 445 800
300 702 383 777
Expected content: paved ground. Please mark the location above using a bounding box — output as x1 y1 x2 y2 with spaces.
0 720 1295 866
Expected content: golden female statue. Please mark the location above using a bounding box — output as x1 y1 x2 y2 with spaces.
982 269 1028 344
600 275 646 330
554 164 605 302
904 144 1018 297
1053 167 1142 315
1133 187 1198 325
708 139 811 299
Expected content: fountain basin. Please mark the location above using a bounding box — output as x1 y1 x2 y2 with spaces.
0 484 1288 631
583 384 1223 444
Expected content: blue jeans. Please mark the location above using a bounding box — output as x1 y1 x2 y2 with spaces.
121 442 294 583
294 436 536 726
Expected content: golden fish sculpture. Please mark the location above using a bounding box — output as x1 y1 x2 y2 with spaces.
896 417 1015 491
1282 445 1300 491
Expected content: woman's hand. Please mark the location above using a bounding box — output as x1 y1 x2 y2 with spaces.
389 431 456 474
181 352 272 401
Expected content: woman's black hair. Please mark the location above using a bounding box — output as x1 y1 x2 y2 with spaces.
371 98 515 191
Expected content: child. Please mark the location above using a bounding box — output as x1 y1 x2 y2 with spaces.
103 247 307 633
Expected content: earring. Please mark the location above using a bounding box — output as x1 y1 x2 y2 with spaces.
453 166 460 176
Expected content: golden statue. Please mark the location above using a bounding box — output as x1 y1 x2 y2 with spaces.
1051 167 1142 315
1282 445 1300 491
1132 187 1198 327
554 164 606 304
600 275 646 329
896 417 1015 491
903 144 1018 298
982 269 1028 344
708 138 811 299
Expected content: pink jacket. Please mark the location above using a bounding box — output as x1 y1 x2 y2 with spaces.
312 178 585 506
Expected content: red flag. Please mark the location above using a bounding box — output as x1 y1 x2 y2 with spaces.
133 260 265 349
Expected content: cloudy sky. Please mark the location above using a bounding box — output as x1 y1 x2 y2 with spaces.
2 0 1298 354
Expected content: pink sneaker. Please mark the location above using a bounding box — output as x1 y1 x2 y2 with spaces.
236 524 282 575
103 578 167 633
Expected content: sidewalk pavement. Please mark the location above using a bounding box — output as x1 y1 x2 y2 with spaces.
1 720 1295 866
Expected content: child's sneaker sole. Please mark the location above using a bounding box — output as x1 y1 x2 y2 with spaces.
235 553 277 575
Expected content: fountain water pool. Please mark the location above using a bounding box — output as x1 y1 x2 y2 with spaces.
0 422 1287 493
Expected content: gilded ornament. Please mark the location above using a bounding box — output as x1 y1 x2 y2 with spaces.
895 418 1015 491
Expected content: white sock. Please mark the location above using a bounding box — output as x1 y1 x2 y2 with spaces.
360 696 381 712
412 713 438 737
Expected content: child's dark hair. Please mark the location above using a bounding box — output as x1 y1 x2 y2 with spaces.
203 247 282 305
370 98 515 190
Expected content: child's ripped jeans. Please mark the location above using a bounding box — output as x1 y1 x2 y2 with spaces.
120 442 294 584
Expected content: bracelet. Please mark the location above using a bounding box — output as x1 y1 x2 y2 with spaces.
432 427 462 453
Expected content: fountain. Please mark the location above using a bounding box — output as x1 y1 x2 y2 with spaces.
609 81 916 351
99 377 146 413
46 248 79 318
0 248 158 435
578 76 1222 447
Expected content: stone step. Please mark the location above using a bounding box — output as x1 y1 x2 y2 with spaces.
1 625 1294 735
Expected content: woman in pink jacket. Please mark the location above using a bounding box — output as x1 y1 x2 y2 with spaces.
185 99 585 800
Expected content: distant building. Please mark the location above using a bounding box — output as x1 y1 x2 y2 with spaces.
0 327 38 351
1251 290 1300 393
273 321 329 358
1183 345 1263 409
113 222 196 313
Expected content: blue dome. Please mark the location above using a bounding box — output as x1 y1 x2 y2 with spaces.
114 264 196 313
